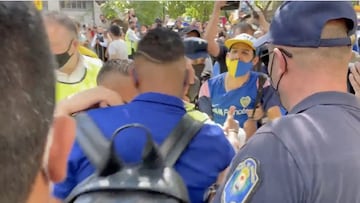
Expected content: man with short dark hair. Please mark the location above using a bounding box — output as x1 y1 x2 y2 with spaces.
215 2 360 202
53 27 235 203
107 25 128 60
0 2 75 203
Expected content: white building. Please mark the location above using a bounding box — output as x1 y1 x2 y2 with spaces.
41 0 103 27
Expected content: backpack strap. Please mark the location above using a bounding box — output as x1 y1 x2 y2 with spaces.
75 112 121 176
250 73 268 119
160 113 204 167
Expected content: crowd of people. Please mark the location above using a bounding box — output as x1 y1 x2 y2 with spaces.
2 1 360 203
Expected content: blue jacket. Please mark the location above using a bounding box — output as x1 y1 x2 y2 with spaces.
53 92 235 203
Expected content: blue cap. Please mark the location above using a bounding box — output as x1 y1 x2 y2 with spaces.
183 37 209 60
255 1 357 48
183 26 201 37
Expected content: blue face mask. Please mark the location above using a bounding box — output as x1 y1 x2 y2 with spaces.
226 59 253 77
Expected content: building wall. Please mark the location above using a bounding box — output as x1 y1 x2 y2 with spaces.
44 0 102 26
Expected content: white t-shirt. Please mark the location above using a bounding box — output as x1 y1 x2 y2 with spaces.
107 39 128 60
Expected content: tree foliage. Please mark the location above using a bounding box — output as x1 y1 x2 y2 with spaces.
99 0 214 25
100 0 163 25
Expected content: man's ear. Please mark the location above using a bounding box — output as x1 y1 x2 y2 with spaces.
72 39 80 49
225 52 230 60
130 68 139 88
273 48 287 76
48 115 76 183
252 56 259 65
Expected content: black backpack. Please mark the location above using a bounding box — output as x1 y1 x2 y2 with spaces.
65 113 204 203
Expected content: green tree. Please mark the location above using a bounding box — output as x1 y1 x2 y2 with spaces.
180 1 214 22
99 0 214 25
245 0 283 21
166 1 186 20
100 0 163 26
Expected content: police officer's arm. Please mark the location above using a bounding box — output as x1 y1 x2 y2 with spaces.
214 131 304 203
204 1 226 57
349 62 360 97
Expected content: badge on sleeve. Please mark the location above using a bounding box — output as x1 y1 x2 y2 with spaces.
222 157 260 203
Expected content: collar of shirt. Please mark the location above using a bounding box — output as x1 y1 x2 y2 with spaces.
56 55 85 83
132 92 185 111
289 91 360 114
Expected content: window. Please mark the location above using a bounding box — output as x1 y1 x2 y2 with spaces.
59 0 92 10
42 1 48 10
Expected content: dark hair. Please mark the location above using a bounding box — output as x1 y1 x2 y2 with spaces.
97 59 134 84
44 11 78 37
109 25 122 37
0 2 55 203
135 27 184 63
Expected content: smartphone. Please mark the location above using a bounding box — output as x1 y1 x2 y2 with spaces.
221 1 240 10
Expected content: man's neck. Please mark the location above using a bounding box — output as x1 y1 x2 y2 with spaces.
112 36 122 41
225 72 250 92
26 172 50 203
284 75 348 111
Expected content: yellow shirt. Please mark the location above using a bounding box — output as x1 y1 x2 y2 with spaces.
56 55 102 103
184 101 209 122
78 46 98 58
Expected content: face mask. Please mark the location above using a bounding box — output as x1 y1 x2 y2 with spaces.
55 40 73 69
269 53 285 92
192 64 205 79
226 59 253 77
269 52 286 110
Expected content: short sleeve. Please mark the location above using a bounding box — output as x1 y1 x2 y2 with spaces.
199 81 210 98
214 132 304 203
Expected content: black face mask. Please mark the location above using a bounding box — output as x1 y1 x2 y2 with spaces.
192 64 205 80
55 40 73 69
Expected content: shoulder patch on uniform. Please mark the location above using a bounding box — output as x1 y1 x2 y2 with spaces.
222 157 260 203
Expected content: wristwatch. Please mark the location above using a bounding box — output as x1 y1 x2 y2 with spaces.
203 183 220 203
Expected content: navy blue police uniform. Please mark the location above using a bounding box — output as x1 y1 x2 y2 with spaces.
215 1 360 202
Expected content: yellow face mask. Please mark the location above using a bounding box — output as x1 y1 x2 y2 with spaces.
226 59 253 77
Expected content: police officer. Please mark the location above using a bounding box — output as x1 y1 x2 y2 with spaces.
52 28 235 203
215 1 360 203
